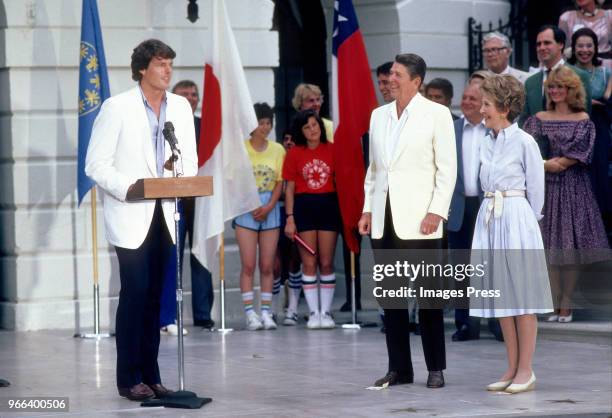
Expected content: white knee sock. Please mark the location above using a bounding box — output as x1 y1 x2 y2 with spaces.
320 273 336 314
288 271 302 312
301 274 319 314
260 292 272 314
271 277 282 313
242 291 254 315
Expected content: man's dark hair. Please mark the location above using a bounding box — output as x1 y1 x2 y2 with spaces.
568 27 602 66
290 109 328 146
394 53 426 86
131 39 176 82
172 79 199 95
537 25 566 48
425 77 454 100
254 102 274 122
376 61 393 77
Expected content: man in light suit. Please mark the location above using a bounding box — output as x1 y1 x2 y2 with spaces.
482 32 530 84
358 53 456 388
85 39 198 401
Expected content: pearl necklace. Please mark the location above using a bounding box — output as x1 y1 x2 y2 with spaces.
580 7 599 18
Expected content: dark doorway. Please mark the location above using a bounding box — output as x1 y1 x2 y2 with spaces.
272 0 328 140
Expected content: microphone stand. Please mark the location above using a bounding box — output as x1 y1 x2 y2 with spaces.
141 141 211 409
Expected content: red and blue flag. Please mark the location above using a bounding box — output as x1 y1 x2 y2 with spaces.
331 0 378 253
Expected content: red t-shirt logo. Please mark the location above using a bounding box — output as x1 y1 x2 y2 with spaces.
302 158 331 190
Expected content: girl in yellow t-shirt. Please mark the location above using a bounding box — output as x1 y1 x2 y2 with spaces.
233 103 286 330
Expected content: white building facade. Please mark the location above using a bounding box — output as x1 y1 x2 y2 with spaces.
0 0 510 330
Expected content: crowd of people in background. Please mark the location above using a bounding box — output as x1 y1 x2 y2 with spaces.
78 2 612 401
162 3 611 341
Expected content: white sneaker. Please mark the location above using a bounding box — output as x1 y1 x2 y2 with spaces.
246 311 263 331
261 311 278 330
307 311 321 329
320 312 335 329
161 324 188 336
283 309 299 326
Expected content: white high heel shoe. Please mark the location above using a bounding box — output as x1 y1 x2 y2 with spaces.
558 312 573 323
505 372 536 394
486 379 513 391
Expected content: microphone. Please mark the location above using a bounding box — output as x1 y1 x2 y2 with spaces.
162 121 181 154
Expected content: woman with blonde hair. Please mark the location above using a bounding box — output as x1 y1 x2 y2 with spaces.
471 75 553 394
524 67 608 324
292 83 334 142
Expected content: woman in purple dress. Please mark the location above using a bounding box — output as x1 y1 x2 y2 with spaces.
524 66 609 324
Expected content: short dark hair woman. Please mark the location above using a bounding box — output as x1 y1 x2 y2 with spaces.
234 102 286 330
282 109 339 329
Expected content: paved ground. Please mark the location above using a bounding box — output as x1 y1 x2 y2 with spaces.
0 312 610 418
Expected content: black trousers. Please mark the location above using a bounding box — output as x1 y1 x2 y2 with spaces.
371 199 446 375
114 201 173 388
448 196 480 332
183 198 214 322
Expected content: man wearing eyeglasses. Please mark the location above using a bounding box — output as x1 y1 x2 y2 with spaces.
482 32 529 84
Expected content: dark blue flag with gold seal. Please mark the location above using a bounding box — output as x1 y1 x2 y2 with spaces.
77 0 110 205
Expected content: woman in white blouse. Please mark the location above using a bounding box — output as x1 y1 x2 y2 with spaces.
470 75 553 394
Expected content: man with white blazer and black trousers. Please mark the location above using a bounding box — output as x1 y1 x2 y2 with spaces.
359 54 456 388
85 39 198 401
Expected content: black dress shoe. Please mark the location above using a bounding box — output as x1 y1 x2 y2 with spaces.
452 325 479 342
118 383 155 401
408 322 420 335
374 371 413 387
426 371 445 388
194 319 215 329
148 383 174 398
492 331 504 342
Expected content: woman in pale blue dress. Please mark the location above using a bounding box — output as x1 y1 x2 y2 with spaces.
470 75 553 394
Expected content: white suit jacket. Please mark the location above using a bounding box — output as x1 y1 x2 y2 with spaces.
363 93 457 240
85 86 198 249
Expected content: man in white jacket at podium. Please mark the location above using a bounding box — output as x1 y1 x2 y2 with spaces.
85 39 198 401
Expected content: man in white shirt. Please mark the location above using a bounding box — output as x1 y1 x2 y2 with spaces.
482 32 530 84
447 83 503 342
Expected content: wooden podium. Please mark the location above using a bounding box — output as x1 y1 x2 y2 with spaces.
126 176 213 201
129 175 214 409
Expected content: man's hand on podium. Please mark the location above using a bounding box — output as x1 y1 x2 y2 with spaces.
126 183 137 201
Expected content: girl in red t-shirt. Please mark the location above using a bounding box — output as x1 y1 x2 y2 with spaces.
283 110 341 329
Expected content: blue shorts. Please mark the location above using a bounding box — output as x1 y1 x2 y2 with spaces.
233 191 281 231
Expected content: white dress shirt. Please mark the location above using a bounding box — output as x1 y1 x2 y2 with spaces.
462 119 487 196
542 59 565 93
385 96 418 164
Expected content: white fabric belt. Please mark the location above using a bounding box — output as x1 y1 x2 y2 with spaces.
484 190 526 224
